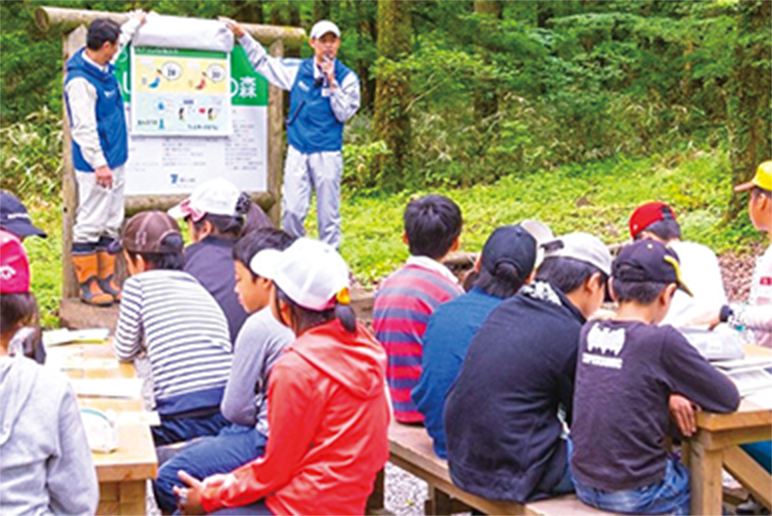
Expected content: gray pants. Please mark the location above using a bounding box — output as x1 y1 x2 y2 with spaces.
281 145 343 248
73 166 125 244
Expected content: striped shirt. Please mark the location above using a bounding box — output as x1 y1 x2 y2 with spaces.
373 262 463 422
114 270 233 416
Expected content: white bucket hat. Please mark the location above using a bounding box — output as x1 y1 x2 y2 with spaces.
250 237 349 311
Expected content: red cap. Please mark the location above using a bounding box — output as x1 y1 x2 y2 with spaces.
629 202 677 239
0 229 31 294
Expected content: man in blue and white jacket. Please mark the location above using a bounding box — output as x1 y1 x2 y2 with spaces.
225 19 360 249
64 12 145 306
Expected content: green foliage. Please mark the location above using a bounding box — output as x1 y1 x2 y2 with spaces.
0 107 63 198
337 149 763 285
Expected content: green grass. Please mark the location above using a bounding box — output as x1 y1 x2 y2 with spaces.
19 148 763 326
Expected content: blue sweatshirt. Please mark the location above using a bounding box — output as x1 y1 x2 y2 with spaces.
412 288 503 458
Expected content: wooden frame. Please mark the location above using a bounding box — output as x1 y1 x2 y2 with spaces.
35 6 305 301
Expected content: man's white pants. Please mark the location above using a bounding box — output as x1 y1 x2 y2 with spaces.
73 166 125 244
281 146 343 249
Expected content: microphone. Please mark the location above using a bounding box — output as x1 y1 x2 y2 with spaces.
314 76 324 88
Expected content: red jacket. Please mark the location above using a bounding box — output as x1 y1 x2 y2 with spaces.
201 320 390 515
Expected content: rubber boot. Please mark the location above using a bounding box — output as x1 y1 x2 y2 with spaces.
97 249 122 303
72 252 113 306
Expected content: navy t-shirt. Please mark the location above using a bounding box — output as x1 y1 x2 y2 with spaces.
571 320 740 491
184 237 247 345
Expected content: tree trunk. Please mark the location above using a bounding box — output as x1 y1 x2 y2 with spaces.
727 0 772 221
232 0 264 24
473 0 503 146
373 0 412 190
314 0 332 21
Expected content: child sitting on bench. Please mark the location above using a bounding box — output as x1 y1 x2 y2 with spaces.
174 238 390 515
572 239 740 515
153 228 295 513
112 211 233 445
0 230 98 514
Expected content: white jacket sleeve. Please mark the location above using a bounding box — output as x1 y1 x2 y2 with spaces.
46 384 99 516
238 33 300 91
329 71 361 123
65 79 107 170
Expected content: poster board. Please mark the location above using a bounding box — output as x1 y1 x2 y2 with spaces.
130 47 232 136
114 44 269 196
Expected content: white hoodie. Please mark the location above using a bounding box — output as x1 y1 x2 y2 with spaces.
0 355 98 515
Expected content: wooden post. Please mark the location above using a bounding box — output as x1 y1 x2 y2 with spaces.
61 25 87 300
267 39 285 226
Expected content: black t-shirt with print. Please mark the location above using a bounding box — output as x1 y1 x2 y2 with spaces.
571 320 740 491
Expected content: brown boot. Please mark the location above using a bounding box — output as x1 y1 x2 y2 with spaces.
97 249 122 303
72 252 113 306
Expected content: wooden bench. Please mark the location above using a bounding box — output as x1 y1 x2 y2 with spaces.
375 423 616 516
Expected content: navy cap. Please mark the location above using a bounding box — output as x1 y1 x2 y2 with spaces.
480 225 537 281
613 240 692 296
0 191 47 239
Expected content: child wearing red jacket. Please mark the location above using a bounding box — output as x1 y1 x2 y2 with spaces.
175 238 390 515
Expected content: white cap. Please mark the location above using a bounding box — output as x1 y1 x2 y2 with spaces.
521 219 554 269
309 20 340 39
168 178 240 222
542 232 612 276
250 238 349 311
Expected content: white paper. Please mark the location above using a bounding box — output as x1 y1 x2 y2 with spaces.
132 14 233 53
744 387 772 409
43 328 110 347
70 379 144 399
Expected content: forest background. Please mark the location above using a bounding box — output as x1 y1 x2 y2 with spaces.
1 0 770 326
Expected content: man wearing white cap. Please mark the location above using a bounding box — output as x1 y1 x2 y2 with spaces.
224 18 360 249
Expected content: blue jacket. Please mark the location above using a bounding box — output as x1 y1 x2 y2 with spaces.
64 48 128 172
286 58 353 153
444 282 585 503
412 288 503 459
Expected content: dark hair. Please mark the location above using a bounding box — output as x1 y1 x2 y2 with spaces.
404 195 463 259
127 233 185 271
232 228 295 279
635 219 681 241
537 256 608 295
611 277 669 304
274 286 357 334
0 293 39 336
752 186 771 199
87 19 121 50
474 263 527 298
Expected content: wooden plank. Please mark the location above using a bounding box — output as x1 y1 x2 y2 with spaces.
36 6 306 47
124 192 276 216
91 423 157 483
723 445 772 510
267 38 285 227
689 440 723 516
62 26 87 300
388 423 615 516
99 482 119 502
118 480 146 502
697 424 772 451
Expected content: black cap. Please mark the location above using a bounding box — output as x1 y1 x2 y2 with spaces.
613 240 692 296
480 225 537 280
0 191 47 239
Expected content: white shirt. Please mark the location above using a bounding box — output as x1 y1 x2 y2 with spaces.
663 240 727 327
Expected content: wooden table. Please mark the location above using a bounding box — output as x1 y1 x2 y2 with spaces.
48 342 158 516
688 345 772 515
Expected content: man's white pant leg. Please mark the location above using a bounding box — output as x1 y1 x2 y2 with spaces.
281 146 312 239
73 170 122 244
105 165 125 240
308 151 343 249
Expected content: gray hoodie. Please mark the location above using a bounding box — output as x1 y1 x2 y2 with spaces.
0 355 98 515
